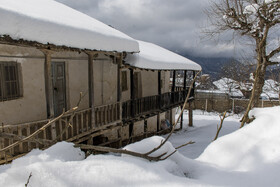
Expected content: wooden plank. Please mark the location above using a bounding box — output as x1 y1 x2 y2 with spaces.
17 126 23 153
85 112 89 131
59 119 63 140
26 126 31 151
76 114 79 135
65 117 69 140
70 117 74 138
81 113 84 132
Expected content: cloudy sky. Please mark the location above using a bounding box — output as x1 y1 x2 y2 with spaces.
55 0 250 58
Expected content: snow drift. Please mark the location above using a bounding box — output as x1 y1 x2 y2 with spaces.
1 107 280 186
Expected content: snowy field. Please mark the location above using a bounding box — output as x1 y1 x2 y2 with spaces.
0 107 280 187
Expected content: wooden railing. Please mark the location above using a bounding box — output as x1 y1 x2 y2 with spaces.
0 108 92 162
122 88 192 121
94 102 121 127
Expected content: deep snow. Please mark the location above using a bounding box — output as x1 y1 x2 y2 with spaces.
0 107 280 187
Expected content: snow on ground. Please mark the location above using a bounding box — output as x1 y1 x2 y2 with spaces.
1 107 280 186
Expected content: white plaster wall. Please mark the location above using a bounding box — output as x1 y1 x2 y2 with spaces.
162 71 170 93
141 71 158 97
133 120 144 136
0 44 47 125
93 55 117 106
147 115 157 133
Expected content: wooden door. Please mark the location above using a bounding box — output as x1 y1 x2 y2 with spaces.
52 62 66 117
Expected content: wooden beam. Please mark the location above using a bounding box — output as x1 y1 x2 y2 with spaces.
42 49 54 118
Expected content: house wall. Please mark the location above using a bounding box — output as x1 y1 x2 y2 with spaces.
0 44 47 125
121 68 130 102
51 51 89 110
141 70 158 97
94 54 118 106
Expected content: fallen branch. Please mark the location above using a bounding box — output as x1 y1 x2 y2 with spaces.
75 144 173 161
25 172 32 187
175 141 195 150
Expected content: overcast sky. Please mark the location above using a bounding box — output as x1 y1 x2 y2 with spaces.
55 0 251 58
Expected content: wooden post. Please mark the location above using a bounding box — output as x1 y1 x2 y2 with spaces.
117 55 122 102
130 68 135 117
117 54 123 123
180 106 183 129
158 70 161 107
42 49 56 140
183 70 187 90
86 52 96 129
42 50 54 118
188 102 193 127
157 71 161 132
192 71 196 97
172 70 176 92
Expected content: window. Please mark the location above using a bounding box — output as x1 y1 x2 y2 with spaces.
121 71 128 91
0 62 22 101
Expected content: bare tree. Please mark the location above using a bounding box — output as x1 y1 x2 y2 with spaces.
206 0 280 127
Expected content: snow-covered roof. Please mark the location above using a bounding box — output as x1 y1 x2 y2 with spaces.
0 0 139 52
125 40 202 71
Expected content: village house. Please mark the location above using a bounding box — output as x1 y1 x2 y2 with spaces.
0 0 201 163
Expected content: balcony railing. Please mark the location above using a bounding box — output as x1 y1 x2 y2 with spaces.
122 88 192 121
94 102 121 127
0 108 92 162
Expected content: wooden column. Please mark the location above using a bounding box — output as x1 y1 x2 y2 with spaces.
170 70 176 124
86 51 96 128
117 54 122 102
42 49 57 140
129 68 135 140
172 70 176 93
188 102 193 127
192 71 195 97
130 68 135 117
180 106 183 129
183 70 187 90
181 70 187 129
157 71 161 132
42 50 54 118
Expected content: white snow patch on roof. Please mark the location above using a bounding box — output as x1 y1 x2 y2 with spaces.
0 0 139 52
125 40 202 70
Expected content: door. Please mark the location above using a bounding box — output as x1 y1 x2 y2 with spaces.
52 62 66 117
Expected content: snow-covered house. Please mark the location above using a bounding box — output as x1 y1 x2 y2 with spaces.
0 0 201 163
123 40 201 140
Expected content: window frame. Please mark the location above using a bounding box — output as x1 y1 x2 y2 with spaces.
0 61 22 101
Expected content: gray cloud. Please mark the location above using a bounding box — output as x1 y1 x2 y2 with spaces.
55 0 252 58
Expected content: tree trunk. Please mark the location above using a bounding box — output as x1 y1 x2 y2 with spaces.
240 45 267 128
